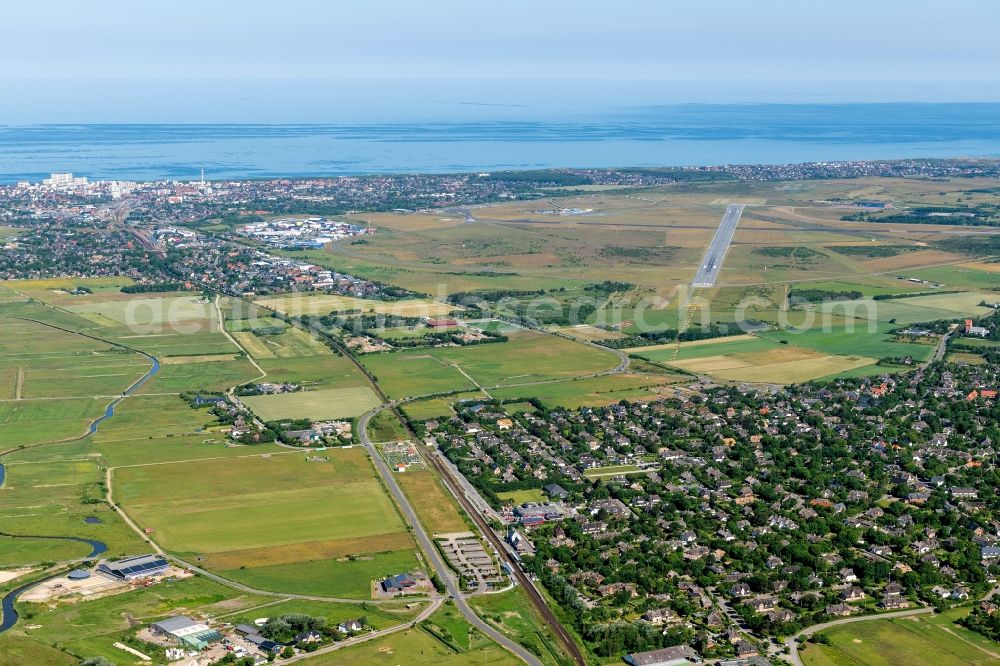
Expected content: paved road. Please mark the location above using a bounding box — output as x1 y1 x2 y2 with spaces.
280 597 444 664
244 295 583 664
692 203 745 287
781 607 933 666
929 329 953 365
358 407 543 666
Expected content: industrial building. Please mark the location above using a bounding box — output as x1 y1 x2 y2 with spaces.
150 616 223 649
97 554 169 581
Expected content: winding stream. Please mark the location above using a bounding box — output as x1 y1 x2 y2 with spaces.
0 340 160 634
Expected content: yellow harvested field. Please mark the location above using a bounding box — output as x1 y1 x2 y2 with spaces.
669 347 875 383
159 354 239 365
255 293 457 317
232 332 277 358
857 249 963 272
961 262 1000 273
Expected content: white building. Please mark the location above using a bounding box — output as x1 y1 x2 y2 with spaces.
42 172 88 189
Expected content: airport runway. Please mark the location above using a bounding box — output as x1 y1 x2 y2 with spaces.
692 203 745 287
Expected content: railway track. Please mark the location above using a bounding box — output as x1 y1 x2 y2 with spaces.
263 308 585 664
419 439 587 666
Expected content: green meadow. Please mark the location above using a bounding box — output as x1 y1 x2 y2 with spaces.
802 609 1000 666
113 449 413 572
362 330 620 399
222 549 421 599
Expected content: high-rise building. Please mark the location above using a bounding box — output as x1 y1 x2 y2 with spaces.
42 172 88 188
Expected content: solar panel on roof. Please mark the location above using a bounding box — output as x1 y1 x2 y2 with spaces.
101 555 168 578
119 559 167 575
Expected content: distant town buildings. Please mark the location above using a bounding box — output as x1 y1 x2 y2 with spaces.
239 216 371 249
42 172 88 189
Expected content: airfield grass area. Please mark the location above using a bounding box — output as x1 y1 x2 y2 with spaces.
242 385 381 420
802 609 1000 666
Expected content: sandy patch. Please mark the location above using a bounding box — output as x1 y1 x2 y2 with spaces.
0 568 34 584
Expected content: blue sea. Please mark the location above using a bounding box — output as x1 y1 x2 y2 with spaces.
1 103 1000 183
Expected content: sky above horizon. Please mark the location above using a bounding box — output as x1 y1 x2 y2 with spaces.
2 0 1000 123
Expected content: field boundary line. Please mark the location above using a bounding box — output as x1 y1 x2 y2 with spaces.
215 294 268 382
102 463 421 606
106 449 300 470
782 606 933 666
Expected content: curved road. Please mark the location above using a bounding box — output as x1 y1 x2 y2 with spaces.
279 597 444 664
188 289 585 663
782 607 933 666
358 406 543 666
